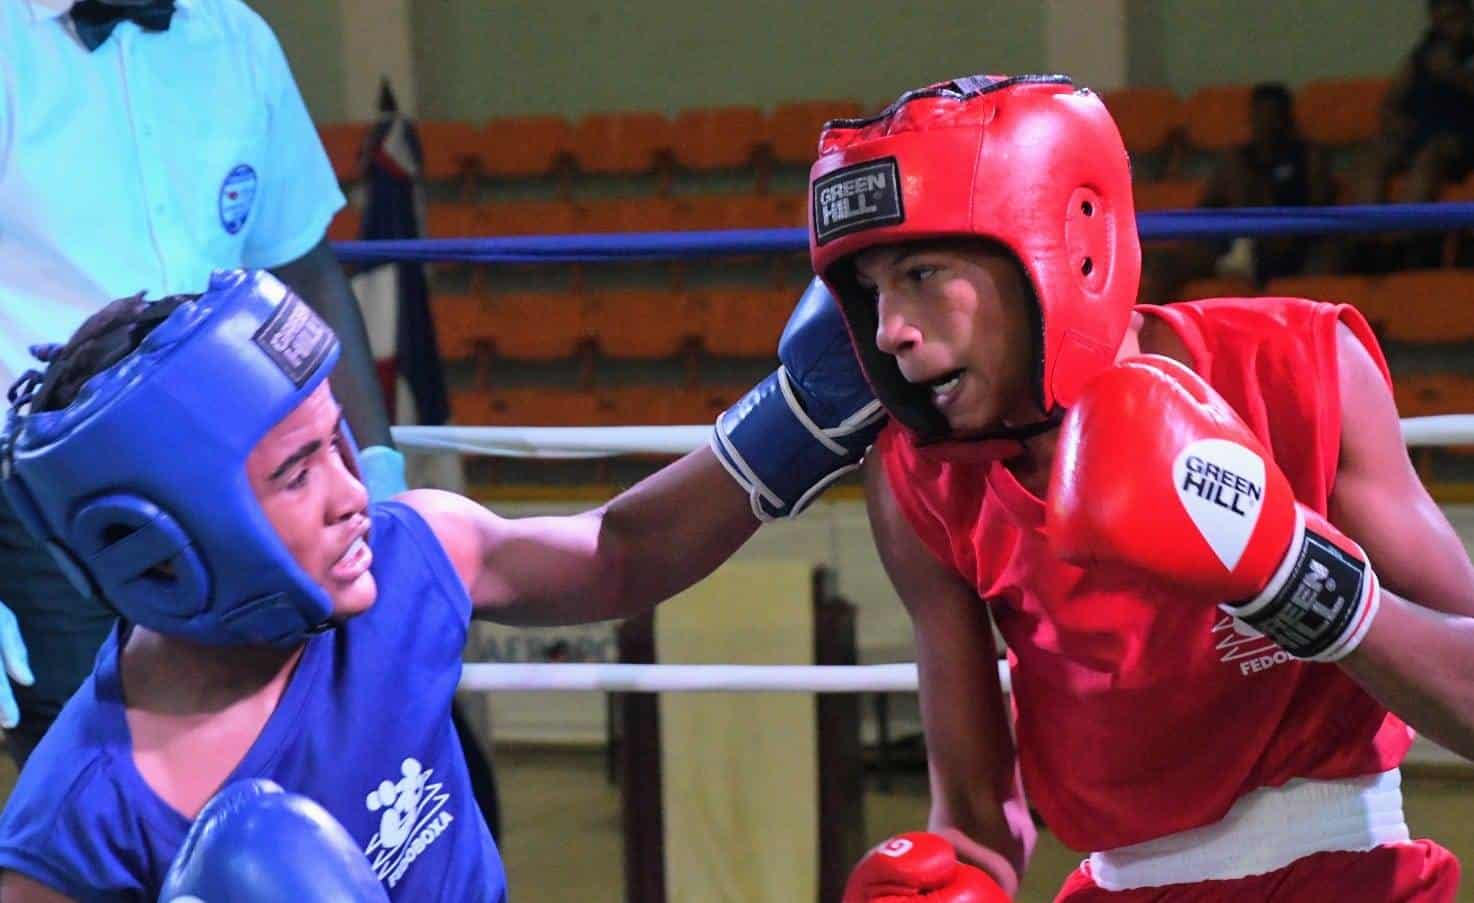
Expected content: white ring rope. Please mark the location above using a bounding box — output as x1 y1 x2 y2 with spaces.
394 415 1474 459
432 414 1471 696
459 661 1011 695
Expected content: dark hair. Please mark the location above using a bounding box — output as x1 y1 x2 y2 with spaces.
1431 0 1471 13
13 293 195 415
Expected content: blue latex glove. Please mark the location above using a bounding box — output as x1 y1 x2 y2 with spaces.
161 779 389 902
0 600 33 729
712 277 886 520
359 445 408 503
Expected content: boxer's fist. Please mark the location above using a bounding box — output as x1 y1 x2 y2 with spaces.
1047 355 1378 661
713 277 885 520
843 833 1011 902
160 779 388 902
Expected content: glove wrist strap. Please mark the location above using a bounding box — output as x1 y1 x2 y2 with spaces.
1222 506 1380 662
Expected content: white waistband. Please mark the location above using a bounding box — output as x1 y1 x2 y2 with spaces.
1088 769 1410 891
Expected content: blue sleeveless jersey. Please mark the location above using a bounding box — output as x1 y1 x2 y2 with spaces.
0 502 506 901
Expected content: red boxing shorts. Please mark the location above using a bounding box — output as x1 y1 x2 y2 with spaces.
1055 840 1459 902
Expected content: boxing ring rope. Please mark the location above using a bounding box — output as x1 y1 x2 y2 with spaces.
335 202 1474 265
457 662 942 694
344 200 1474 697
392 415 1474 460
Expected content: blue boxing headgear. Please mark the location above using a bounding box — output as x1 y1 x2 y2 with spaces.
0 270 357 646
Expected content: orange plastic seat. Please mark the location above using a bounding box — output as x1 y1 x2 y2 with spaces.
768 100 865 165
671 106 767 170
318 122 369 182
422 203 480 239
1183 84 1253 152
1262 273 1383 309
1133 179 1207 212
478 115 574 177
478 388 612 427
1294 78 1390 146
1174 276 1259 300
450 388 495 425
700 288 790 359
1377 270 1474 343
1101 87 1184 156
571 199 631 234
416 120 482 182
1393 373 1474 417
571 112 675 174
326 206 362 242
484 293 589 361
604 386 734 426
1438 174 1474 202
722 193 805 229
431 294 495 361
585 290 701 359
615 197 683 233
479 200 578 236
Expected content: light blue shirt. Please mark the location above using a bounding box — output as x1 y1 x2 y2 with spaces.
0 0 346 389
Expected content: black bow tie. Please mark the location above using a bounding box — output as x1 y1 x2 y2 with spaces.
70 0 176 52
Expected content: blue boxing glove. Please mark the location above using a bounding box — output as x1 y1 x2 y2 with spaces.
0 599 33 729
712 277 885 520
359 445 408 503
160 779 388 902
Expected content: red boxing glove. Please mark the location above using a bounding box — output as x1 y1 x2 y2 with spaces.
1047 355 1379 662
842 832 1012 902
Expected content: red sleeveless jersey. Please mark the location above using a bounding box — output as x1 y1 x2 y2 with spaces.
876 297 1413 852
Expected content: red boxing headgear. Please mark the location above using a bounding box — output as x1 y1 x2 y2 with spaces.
808 74 1141 445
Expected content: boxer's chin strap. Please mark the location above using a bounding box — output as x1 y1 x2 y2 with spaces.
913 410 1063 465
916 407 1064 447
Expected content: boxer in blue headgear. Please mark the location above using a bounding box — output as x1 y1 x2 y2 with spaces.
0 267 883 901
3 270 354 647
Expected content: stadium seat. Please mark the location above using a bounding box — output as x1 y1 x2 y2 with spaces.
1294 78 1390 147
1378 270 1474 343
477 388 614 426
326 206 361 242
1393 372 1474 417
1133 179 1207 212
1262 274 1383 308
767 100 865 165
671 106 767 170
416 120 482 182
484 293 590 361
585 290 702 359
431 293 493 361
478 115 574 178
1175 276 1259 300
1101 87 1184 157
700 288 790 359
479 200 578 236
571 112 675 174
605 386 736 425
423 203 480 238
1183 84 1253 152
319 122 369 182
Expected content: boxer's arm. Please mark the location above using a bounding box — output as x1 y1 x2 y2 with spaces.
863 458 1033 894
0 872 73 903
404 446 759 626
271 242 395 450
1326 323 1474 757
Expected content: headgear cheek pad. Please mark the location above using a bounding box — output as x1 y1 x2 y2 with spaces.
808 74 1142 445
0 270 355 647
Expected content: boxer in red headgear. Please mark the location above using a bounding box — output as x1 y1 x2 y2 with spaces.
818 75 1471 901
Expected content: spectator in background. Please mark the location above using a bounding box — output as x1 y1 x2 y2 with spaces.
1201 83 1336 284
1360 0 1474 206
